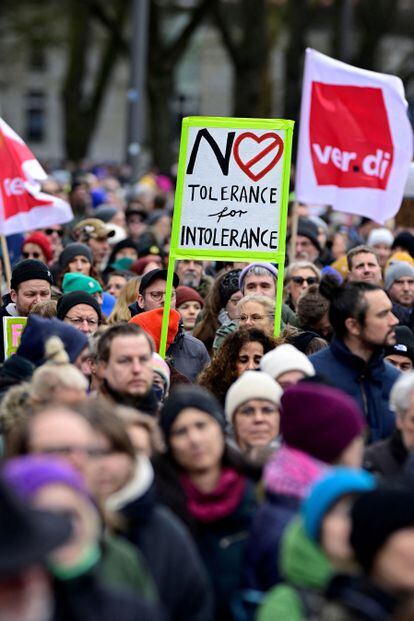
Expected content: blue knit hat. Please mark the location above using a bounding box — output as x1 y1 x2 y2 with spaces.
302 467 375 542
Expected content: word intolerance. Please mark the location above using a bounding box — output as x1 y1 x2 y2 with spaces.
180 226 278 250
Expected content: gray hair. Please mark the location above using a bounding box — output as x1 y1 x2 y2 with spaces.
390 372 414 416
237 294 275 315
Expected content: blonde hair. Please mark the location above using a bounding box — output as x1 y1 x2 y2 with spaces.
108 276 141 324
0 383 32 435
29 300 58 318
237 294 275 315
30 336 88 407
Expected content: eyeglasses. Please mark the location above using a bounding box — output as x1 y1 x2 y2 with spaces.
44 228 64 237
145 290 176 301
35 445 107 458
22 251 42 259
291 276 318 285
65 316 99 328
237 313 274 322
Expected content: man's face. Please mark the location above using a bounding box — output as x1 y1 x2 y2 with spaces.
137 278 176 311
10 280 51 316
176 260 203 288
295 235 319 262
372 527 414 591
349 252 382 284
388 276 414 308
88 237 110 264
103 334 153 398
385 353 413 373
242 273 276 298
355 290 398 348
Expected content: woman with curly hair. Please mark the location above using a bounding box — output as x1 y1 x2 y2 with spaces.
193 269 242 354
198 328 278 405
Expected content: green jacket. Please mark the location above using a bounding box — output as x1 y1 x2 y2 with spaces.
99 532 158 603
257 519 333 621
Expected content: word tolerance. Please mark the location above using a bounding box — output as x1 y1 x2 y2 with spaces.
180 226 278 250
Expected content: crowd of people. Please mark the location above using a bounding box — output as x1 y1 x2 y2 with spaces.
2 167 414 621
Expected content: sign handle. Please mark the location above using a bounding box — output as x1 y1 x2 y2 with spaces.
1 236 12 287
159 257 176 359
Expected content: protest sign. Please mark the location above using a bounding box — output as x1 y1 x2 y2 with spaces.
3 316 27 359
295 49 413 224
159 116 294 356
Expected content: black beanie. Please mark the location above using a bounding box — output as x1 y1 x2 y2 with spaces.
11 260 54 291
219 269 241 306
58 243 93 269
160 385 226 439
56 291 102 321
350 488 414 572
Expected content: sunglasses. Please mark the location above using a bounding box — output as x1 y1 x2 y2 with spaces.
44 228 64 237
22 251 42 259
291 276 318 285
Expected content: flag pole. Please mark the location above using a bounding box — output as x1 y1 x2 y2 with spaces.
1 236 11 287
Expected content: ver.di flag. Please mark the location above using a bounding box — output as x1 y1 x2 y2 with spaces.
0 118 73 235
295 48 413 224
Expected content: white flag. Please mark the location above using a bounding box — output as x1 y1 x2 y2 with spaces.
295 48 413 224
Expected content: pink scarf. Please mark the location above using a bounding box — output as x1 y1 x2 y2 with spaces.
180 468 247 523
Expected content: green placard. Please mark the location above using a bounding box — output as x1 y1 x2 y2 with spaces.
3 316 27 359
160 116 294 357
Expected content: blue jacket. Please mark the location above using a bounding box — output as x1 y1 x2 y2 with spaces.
310 337 399 443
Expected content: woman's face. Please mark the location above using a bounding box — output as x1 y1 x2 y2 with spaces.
85 434 135 500
33 483 100 569
22 243 47 263
320 495 355 568
235 341 264 376
68 255 92 275
178 301 202 331
116 247 138 261
106 274 127 298
286 268 319 309
233 399 279 451
237 300 273 334
169 408 224 475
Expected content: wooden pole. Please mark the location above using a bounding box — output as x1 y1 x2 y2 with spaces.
0 236 11 288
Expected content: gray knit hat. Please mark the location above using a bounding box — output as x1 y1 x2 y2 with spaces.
384 261 414 291
59 243 93 269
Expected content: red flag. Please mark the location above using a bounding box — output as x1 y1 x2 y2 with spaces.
0 118 73 235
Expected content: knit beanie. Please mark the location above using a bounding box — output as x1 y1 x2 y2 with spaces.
175 286 204 309
131 255 162 276
152 352 170 391
302 468 375 542
11 260 54 291
260 344 315 380
58 243 93 269
160 385 226 438
350 488 414 572
384 261 414 291
297 218 321 251
22 232 53 263
219 269 242 306
239 263 278 291
17 315 88 366
62 273 102 295
56 291 102 321
384 325 414 362
386 251 414 269
391 231 414 258
129 308 180 352
225 371 283 423
3 455 93 504
93 204 118 223
367 228 394 248
280 383 366 464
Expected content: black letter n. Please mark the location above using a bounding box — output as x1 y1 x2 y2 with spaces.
186 129 235 176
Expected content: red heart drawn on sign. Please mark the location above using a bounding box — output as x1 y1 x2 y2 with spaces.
233 132 284 182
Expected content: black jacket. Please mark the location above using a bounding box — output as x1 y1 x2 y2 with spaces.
363 430 408 478
0 294 14 362
119 483 214 621
53 570 163 621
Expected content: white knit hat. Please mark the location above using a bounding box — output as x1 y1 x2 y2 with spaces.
260 344 315 381
367 228 394 248
225 371 282 423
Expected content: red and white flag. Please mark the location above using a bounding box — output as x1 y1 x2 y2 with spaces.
0 118 73 235
295 48 413 224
